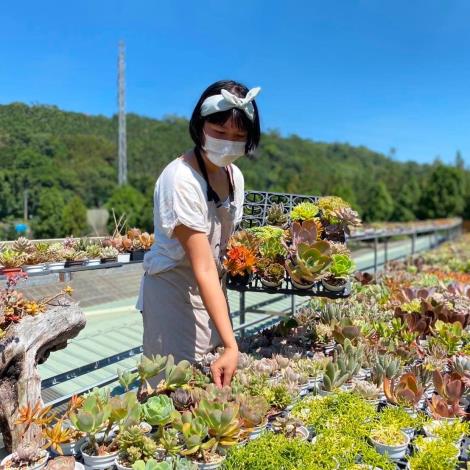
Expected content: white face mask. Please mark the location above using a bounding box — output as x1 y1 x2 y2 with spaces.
203 132 246 167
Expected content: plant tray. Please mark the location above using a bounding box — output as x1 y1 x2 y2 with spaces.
226 275 351 299
240 190 319 228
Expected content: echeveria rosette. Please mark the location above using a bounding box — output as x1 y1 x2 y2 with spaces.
141 395 176 427
329 253 355 279
290 202 320 222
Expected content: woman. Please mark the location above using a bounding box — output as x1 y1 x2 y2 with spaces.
136 80 261 387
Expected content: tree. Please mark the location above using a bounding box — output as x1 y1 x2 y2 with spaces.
31 187 66 238
392 177 421 222
105 185 147 233
62 196 88 237
362 182 394 222
419 165 465 218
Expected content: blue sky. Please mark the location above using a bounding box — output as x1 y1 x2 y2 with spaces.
1 1 470 165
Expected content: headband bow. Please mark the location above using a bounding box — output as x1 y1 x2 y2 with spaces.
200 86 261 121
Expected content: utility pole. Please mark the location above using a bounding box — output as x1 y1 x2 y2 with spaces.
118 40 127 185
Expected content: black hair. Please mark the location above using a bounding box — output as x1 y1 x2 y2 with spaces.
189 80 261 154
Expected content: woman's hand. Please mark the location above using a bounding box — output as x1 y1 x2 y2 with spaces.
211 345 239 388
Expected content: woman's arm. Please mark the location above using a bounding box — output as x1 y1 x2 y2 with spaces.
174 224 238 387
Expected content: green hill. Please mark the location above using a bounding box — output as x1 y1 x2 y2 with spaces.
0 103 468 238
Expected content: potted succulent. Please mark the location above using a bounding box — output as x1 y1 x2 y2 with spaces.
13 238 47 274
378 406 427 441
286 240 332 290
237 395 270 440
352 380 382 406
223 245 258 287
407 436 460 469
43 419 87 457
270 415 309 441
369 427 410 460
63 248 88 268
100 246 119 264
0 249 25 275
265 203 288 228
46 243 67 271
289 201 320 224
260 263 285 288
115 425 160 470
85 243 103 266
127 229 154 262
1 444 49 470
383 372 425 414
322 253 355 292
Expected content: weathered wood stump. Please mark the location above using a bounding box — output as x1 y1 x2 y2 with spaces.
0 301 86 453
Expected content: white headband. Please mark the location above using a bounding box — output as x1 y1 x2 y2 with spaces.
200 86 261 121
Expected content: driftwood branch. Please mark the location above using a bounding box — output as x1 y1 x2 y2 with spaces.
0 301 86 453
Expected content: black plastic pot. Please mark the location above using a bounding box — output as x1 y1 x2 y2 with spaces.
228 273 253 287
130 249 145 262
64 260 86 268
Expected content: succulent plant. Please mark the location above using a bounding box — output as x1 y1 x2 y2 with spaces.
194 399 241 450
328 253 356 279
62 248 87 262
271 415 304 438
10 444 43 467
100 246 119 259
223 245 258 277
383 372 424 408
171 388 194 411
118 368 139 392
289 221 320 251
262 262 285 283
173 411 211 456
321 361 350 391
371 354 401 387
331 207 362 234
238 395 269 428
259 238 287 260
85 243 103 259
157 355 192 392
132 459 172 470
332 318 361 345
352 380 381 400
286 240 332 285
266 202 288 226
158 427 183 456
0 249 25 268
452 355 470 384
290 201 319 222
118 425 157 464
13 237 35 254
141 395 176 427
192 383 234 404
432 370 465 406
320 303 344 326
137 354 167 394
316 196 350 224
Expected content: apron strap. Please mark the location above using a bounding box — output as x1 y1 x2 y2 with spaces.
194 147 235 205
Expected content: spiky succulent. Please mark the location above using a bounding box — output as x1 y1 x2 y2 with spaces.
13 237 35 254
266 203 288 226
290 201 319 222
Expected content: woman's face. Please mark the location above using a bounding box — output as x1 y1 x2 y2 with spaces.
203 119 247 142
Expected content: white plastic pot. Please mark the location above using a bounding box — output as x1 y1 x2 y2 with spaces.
117 253 131 263
80 442 119 469
290 278 314 290
56 436 87 456
86 259 101 267
260 277 283 288
1 450 49 470
115 458 132 470
401 427 415 440
195 456 226 470
296 426 310 441
370 431 410 460
321 277 347 292
248 421 268 440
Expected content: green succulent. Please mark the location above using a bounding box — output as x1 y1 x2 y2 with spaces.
290 201 319 222
286 240 332 285
238 395 270 428
266 203 288 226
173 411 211 456
118 368 139 392
193 399 241 450
321 361 350 392
137 354 167 394
158 355 192 392
371 354 401 386
141 395 176 427
0 248 25 268
132 459 172 470
118 425 157 464
329 253 355 278
159 427 183 456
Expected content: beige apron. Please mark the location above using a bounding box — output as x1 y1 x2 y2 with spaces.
141 157 237 365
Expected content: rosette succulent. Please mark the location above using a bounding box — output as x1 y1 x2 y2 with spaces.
141 395 176 427
329 253 355 279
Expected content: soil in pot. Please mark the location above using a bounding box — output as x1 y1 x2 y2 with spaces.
80 442 119 470
1 450 49 470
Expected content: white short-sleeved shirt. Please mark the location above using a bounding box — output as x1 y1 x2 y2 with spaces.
142 157 245 276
